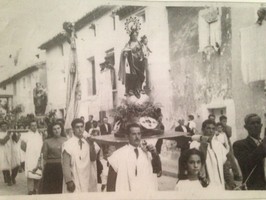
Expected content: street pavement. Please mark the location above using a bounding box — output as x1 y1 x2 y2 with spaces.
0 171 27 195
0 171 177 196
0 140 180 196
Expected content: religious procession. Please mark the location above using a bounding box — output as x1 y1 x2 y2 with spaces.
1 1 266 197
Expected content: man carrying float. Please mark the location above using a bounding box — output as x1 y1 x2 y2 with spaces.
90 16 188 192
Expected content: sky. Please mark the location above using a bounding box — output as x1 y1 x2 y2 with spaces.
0 0 105 77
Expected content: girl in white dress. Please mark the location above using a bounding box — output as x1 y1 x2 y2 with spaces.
175 148 208 191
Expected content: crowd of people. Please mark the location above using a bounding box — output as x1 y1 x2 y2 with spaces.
0 112 266 194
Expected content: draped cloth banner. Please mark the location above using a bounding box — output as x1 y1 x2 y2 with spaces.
240 23 266 84
64 27 81 130
99 69 113 111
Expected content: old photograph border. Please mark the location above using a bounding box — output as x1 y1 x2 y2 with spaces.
1 0 266 199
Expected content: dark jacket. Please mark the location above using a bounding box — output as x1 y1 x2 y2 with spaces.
174 125 190 154
85 120 93 132
100 123 112 135
175 125 187 133
223 125 232 139
233 136 266 190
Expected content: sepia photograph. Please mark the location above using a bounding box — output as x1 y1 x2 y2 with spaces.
0 0 266 199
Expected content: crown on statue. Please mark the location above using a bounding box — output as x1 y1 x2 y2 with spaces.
124 16 141 34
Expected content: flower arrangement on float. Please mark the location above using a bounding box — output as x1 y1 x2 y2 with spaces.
110 94 164 138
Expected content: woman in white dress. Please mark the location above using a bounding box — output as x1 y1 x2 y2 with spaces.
175 148 208 191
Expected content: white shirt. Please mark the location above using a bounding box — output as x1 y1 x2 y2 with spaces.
214 132 230 152
105 124 109 132
175 179 204 191
190 138 228 190
181 125 187 132
108 144 157 191
23 130 43 179
0 131 11 171
188 121 196 130
62 136 97 193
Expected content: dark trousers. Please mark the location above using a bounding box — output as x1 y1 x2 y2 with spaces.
2 167 19 184
2 170 11 183
224 159 236 190
107 165 117 192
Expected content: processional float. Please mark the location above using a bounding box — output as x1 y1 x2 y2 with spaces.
86 16 188 146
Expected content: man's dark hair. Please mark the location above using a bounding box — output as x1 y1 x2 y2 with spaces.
71 118 84 128
188 115 194 120
92 121 98 128
126 123 141 134
208 114 215 119
216 122 223 127
0 120 8 127
29 120 37 125
48 122 66 138
202 119 216 130
178 148 205 179
244 113 260 125
0 120 8 126
219 115 227 121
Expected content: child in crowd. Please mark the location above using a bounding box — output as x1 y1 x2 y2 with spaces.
175 148 208 191
214 122 230 152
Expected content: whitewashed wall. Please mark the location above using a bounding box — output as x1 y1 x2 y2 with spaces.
45 6 173 123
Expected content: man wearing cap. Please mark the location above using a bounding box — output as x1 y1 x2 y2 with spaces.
62 118 98 193
107 123 162 191
233 114 266 190
0 121 12 186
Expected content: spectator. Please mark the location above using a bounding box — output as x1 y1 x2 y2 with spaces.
175 148 207 191
174 119 191 156
220 115 242 181
208 114 216 123
214 123 230 152
88 121 101 136
175 119 188 133
187 115 196 135
85 115 94 132
215 122 236 190
233 114 266 190
191 119 228 190
100 117 112 135
155 115 165 154
41 122 67 194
